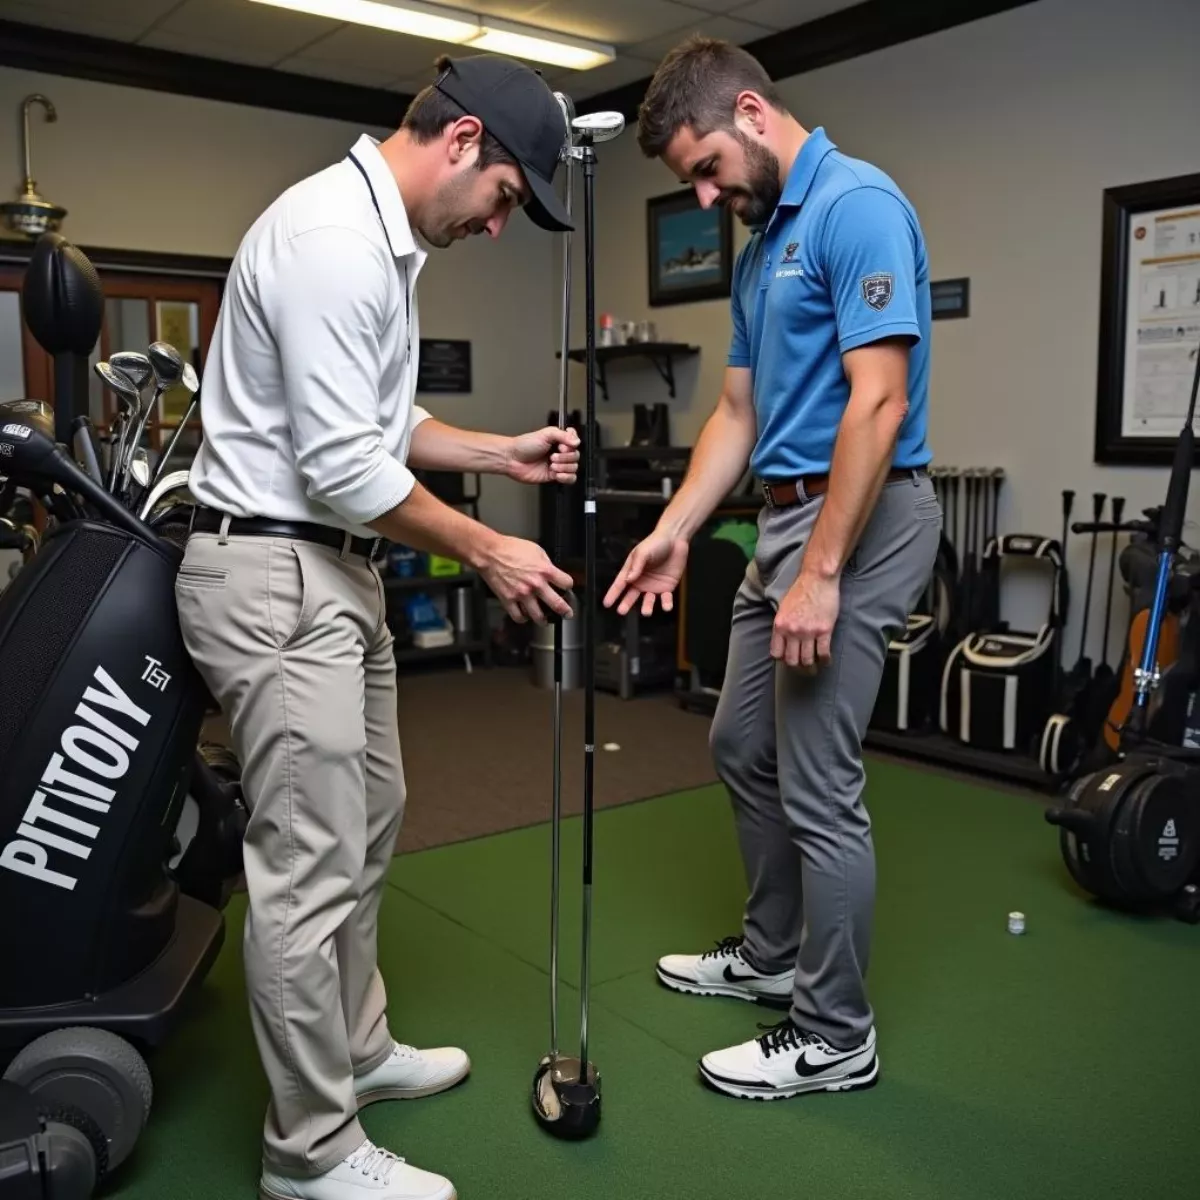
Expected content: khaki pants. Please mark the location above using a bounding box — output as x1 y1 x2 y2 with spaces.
175 527 403 1176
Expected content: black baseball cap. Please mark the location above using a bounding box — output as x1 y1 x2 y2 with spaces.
433 54 573 233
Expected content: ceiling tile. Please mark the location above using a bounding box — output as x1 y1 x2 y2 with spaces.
1 0 181 29
632 13 774 63
678 0 760 12
408 0 548 19
278 26 464 82
552 53 660 101
0 0 156 40
515 0 717 46
146 0 339 60
732 0 857 31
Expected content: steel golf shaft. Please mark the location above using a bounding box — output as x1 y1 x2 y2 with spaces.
150 394 199 491
579 141 597 1080
549 115 575 1062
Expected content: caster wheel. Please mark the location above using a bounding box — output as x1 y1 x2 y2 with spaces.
3 1027 152 1173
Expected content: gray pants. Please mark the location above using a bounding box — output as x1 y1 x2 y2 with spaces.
175 530 402 1177
710 471 941 1049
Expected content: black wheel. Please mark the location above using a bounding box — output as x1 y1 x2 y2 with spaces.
3 1027 152 1173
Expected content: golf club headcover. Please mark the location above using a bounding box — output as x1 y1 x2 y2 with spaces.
21 231 104 357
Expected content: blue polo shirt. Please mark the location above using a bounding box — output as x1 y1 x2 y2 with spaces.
728 127 932 480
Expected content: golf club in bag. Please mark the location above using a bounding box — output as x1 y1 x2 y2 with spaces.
1045 330 1200 922
531 100 625 1141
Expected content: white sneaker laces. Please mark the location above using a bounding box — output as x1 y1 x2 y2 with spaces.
348 1142 404 1183
391 1043 421 1062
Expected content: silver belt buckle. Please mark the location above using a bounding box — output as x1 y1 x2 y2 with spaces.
761 481 775 509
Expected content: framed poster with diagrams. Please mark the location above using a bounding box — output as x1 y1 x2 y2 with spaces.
1095 172 1200 465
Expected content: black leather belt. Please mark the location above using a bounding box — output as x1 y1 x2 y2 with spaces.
761 467 926 509
190 506 386 561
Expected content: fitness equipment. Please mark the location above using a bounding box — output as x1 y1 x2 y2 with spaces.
939 532 1066 752
1046 329 1200 922
0 234 245 1192
531 98 625 1141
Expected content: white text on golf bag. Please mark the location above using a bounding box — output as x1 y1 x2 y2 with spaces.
0 666 150 890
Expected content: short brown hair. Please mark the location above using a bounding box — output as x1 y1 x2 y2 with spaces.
637 36 787 158
402 55 516 170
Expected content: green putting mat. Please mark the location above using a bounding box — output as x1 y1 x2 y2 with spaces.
108 759 1199 1199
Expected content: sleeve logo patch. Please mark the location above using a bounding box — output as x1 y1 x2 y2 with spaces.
861 273 894 311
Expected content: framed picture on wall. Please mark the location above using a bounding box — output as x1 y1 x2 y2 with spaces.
646 189 733 307
1095 171 1200 465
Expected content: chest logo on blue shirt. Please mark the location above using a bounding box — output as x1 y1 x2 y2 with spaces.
782 241 799 263
861 272 894 311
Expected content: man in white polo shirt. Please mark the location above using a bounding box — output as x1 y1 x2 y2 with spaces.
176 54 578 1200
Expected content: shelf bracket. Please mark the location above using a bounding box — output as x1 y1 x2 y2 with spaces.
594 355 609 401
647 352 677 398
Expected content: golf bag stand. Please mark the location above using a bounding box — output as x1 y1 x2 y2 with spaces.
0 234 243 1193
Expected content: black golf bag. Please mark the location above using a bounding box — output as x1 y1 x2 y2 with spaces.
940 533 1066 752
871 532 957 733
0 233 244 1192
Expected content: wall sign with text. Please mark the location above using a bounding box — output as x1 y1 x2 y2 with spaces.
1095 171 1200 466
931 277 970 320
417 339 472 394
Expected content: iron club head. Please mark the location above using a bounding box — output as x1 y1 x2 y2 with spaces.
110 351 153 395
181 361 199 393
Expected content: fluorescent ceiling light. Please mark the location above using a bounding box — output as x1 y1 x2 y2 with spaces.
470 19 614 71
248 0 481 44
250 0 616 69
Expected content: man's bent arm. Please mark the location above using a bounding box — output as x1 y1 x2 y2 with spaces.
800 339 910 581
367 484 499 569
407 416 513 475
656 366 756 542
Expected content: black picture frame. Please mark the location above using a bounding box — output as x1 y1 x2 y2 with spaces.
1095 171 1200 466
646 190 733 307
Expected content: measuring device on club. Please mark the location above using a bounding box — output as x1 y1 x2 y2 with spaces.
531 97 625 1141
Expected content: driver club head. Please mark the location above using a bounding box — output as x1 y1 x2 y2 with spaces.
571 111 625 143
532 1055 600 1140
147 341 185 389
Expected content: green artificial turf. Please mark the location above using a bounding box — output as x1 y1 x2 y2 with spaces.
107 759 1200 1199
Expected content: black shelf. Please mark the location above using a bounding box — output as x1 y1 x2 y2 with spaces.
393 638 488 665
384 572 478 592
559 341 699 400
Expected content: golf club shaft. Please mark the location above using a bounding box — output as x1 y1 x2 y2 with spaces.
579 139 597 1079
149 395 199 493
549 102 575 1061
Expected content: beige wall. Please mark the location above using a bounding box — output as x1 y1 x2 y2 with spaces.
0 65 557 539
569 0 1200 659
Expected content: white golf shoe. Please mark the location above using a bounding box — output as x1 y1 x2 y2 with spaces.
259 1139 455 1200
354 1042 471 1107
656 935 793 1007
699 1018 879 1101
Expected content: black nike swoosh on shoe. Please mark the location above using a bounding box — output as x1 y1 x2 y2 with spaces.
722 964 765 984
795 1050 863 1078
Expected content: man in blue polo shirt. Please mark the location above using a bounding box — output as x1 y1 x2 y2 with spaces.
605 36 942 1100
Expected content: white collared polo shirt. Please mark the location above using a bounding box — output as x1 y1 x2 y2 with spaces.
188 133 432 537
